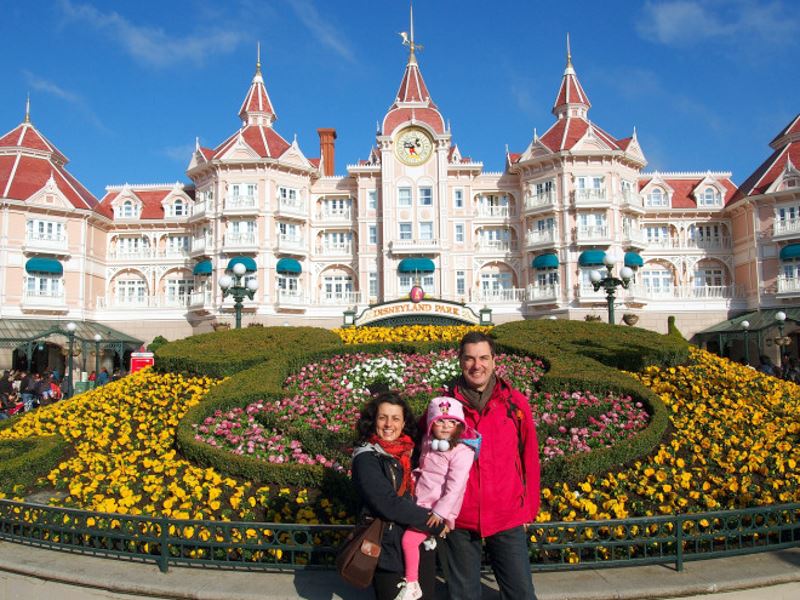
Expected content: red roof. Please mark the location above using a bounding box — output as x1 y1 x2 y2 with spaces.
383 107 445 135
639 176 737 208
97 186 192 220
381 55 445 137
0 123 68 162
309 158 320 168
769 113 800 148
508 152 521 164
238 68 276 122
199 147 214 161
213 125 291 159
552 64 591 114
395 61 435 106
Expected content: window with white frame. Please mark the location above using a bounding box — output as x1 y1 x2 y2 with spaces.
230 220 256 238
167 235 190 254
576 176 604 190
454 188 464 209
167 199 187 217
117 236 150 256
279 186 297 201
578 213 607 230
776 204 800 223
690 224 722 242
783 176 800 190
323 273 353 300
456 270 466 296
782 258 800 280
278 274 299 292
419 221 434 240
537 271 559 287
24 273 63 297
641 266 674 293
26 219 65 242
118 200 140 219
646 188 668 207
455 223 465 243
116 279 147 304
481 271 513 293
645 225 670 244
399 273 434 294
166 278 194 302
536 217 556 232
621 180 634 193
699 187 722 207
398 187 412 208
369 271 379 298
419 187 433 206
367 190 378 210
399 222 412 240
323 231 351 249
368 225 378 245
694 268 723 288
535 180 555 196
278 222 298 239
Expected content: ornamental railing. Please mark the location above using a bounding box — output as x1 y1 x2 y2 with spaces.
0 500 797 573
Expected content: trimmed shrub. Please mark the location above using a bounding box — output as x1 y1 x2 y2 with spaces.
0 436 68 496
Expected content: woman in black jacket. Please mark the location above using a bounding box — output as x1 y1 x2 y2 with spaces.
351 392 445 599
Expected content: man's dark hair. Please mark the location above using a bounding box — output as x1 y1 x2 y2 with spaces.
355 391 418 443
458 331 496 358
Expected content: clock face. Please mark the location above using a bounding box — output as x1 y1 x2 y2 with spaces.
395 127 434 166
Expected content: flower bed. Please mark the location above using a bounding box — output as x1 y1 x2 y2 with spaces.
334 324 492 345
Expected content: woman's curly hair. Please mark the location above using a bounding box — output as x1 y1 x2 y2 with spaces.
355 390 418 444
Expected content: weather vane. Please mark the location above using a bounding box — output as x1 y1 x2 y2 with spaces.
398 2 423 58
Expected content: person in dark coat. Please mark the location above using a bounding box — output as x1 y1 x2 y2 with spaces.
351 392 445 600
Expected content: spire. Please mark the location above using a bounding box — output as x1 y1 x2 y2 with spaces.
394 2 434 106
238 43 276 126
552 34 591 119
24 93 31 124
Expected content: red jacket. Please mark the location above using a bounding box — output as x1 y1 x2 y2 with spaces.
447 376 540 537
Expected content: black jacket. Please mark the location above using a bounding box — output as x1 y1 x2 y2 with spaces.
351 444 443 574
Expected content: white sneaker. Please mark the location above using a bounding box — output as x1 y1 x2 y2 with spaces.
394 579 423 600
422 536 437 551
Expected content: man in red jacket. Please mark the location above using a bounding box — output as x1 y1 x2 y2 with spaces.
444 331 540 599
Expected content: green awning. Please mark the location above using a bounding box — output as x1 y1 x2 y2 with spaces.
25 257 63 275
532 253 559 269
697 308 800 336
398 258 435 273
0 318 142 349
193 260 212 276
226 256 257 272
276 258 302 274
779 244 800 261
578 250 606 267
624 252 644 268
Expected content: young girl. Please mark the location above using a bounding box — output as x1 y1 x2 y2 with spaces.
395 397 477 600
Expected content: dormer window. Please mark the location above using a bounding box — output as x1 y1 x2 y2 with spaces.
784 177 800 190
173 199 185 217
646 188 667 207
699 187 722 207
117 200 140 219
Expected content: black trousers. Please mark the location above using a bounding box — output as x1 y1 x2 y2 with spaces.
372 544 436 599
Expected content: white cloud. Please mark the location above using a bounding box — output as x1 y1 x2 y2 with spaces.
288 0 356 64
161 143 196 163
22 70 110 133
637 0 800 48
58 0 242 68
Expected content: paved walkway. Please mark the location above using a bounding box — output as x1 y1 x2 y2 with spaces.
0 541 798 599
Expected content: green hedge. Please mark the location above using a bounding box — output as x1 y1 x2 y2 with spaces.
0 435 68 496
171 321 688 490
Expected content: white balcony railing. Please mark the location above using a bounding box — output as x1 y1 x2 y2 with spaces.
645 237 679 249
777 276 800 294
475 239 518 253
389 239 442 252
475 205 513 218
622 228 647 246
620 190 644 208
96 295 193 309
22 290 67 308
320 291 364 305
318 242 352 255
225 195 257 210
189 290 213 308
24 233 69 254
526 284 559 302
278 197 306 216
576 226 610 242
276 289 306 305
774 218 800 238
471 288 525 303
525 191 556 211
578 284 607 300
628 285 738 300
191 238 211 253
277 234 306 252
108 248 156 260
162 247 191 259
574 189 607 204
526 228 558 247
317 208 352 220
224 232 258 247
191 201 212 217
685 237 731 250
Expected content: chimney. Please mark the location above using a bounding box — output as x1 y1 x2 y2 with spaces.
317 128 337 177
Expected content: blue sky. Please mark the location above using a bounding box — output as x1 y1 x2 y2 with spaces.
1 0 798 197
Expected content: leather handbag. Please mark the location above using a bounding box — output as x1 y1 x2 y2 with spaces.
335 516 386 589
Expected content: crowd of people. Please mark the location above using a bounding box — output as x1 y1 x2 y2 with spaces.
351 331 540 600
757 354 800 382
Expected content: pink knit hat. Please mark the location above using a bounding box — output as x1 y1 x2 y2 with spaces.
426 396 466 434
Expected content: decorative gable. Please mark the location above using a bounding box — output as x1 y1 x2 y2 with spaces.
691 173 725 208
220 133 260 161
111 186 143 219
278 138 312 170
27 174 73 210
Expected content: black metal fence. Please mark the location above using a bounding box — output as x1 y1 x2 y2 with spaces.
1 499 798 573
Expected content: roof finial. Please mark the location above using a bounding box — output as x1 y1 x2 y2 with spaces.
399 1 423 65
566 33 572 68
195 136 200 151
24 93 31 124
256 41 262 74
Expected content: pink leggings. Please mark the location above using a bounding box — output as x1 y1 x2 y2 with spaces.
401 528 429 582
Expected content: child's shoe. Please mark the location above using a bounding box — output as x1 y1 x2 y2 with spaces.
394 579 423 600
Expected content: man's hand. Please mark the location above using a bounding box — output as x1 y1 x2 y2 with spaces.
440 524 451 537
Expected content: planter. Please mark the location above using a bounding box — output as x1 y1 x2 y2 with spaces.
622 313 640 327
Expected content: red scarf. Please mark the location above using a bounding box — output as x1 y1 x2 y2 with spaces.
369 434 415 496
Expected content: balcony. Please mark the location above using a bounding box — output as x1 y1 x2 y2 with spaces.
23 233 69 256
577 284 606 301
773 218 800 240
777 276 800 296
276 234 306 254
475 239 518 253
628 285 738 300
619 190 645 212
191 238 212 256
161 247 191 259
526 228 558 249
189 200 212 220
224 195 258 214
223 232 258 251
573 189 610 207
317 242 353 256
96 295 192 309
470 288 525 303
276 289 307 307
685 236 731 251
576 226 611 244
316 207 352 221
108 248 156 261
645 237 680 250
524 191 556 213
526 284 559 303
21 290 67 312
389 239 442 253
188 290 213 311
277 197 307 218
622 228 647 249
320 291 364 305
474 205 514 219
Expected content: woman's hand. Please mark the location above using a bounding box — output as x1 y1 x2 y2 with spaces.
440 524 451 537
426 513 443 528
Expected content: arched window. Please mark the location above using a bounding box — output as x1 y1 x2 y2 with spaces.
121 200 134 218
647 188 666 207
700 187 721 207
173 199 185 216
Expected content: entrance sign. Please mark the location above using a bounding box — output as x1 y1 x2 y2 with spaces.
354 299 482 327
130 351 155 374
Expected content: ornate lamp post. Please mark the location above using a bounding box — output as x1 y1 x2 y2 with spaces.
589 256 634 325
741 320 750 366
219 262 258 329
65 321 77 398
774 311 791 366
93 334 102 388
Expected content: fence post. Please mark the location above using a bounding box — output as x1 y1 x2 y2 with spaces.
158 517 170 573
676 515 684 572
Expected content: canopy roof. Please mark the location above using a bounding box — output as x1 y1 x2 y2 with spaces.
625 252 644 268
25 257 63 275
276 257 302 274
578 250 606 266
193 259 212 275
226 256 257 272
779 244 800 261
398 258 435 273
532 253 559 269
0 318 142 349
697 308 800 336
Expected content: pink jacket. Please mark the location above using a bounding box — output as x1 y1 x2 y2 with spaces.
413 440 474 529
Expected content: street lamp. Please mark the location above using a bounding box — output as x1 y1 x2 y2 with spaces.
219 262 258 329
589 255 633 325
93 334 102 388
774 311 791 366
65 321 77 398
741 320 750 366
